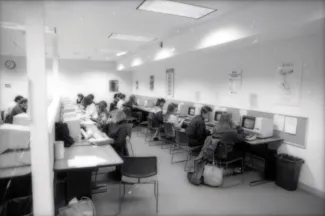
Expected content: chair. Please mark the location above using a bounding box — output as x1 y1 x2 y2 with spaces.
120 156 158 214
124 108 138 124
214 138 245 184
145 113 160 146
126 123 134 156
161 122 175 150
0 111 4 121
171 129 201 171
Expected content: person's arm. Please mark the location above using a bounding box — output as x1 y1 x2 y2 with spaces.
196 120 208 140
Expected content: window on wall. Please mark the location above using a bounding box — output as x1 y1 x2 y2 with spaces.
109 80 119 92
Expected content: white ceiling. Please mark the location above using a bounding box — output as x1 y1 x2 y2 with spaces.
0 0 252 60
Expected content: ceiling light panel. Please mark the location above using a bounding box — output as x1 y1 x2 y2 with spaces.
108 33 156 43
137 0 216 19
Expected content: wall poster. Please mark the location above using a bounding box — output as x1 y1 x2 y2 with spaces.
275 62 302 106
149 75 154 91
109 80 119 92
229 70 242 94
135 81 139 91
166 68 174 98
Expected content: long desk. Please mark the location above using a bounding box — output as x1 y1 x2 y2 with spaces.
244 137 283 186
54 144 123 203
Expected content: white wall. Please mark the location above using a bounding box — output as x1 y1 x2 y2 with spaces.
0 57 133 110
132 32 325 195
0 55 28 110
48 59 133 103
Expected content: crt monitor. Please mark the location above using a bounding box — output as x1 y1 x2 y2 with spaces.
214 111 223 122
241 115 256 130
188 107 195 117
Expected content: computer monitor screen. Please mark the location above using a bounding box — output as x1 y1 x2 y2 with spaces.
188 107 195 116
214 111 222 122
242 116 256 129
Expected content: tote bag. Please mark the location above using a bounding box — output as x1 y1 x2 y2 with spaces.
203 154 224 187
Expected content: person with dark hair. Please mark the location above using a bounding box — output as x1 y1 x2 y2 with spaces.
96 101 109 131
84 95 98 121
117 94 126 110
123 95 142 123
150 98 166 141
108 109 130 180
76 93 84 104
109 93 120 112
186 105 213 148
4 95 24 120
164 103 184 136
5 98 28 123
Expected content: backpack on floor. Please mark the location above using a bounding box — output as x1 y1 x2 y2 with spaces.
55 122 74 147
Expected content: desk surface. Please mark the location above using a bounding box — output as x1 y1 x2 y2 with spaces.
245 137 283 145
54 145 123 171
0 166 31 179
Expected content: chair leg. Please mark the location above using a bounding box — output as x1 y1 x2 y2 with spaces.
184 151 190 171
118 183 122 215
155 181 159 214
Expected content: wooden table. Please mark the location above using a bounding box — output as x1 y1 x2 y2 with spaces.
54 145 123 202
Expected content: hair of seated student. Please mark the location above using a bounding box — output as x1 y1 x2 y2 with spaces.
14 95 24 103
19 98 28 105
201 105 212 115
164 103 177 121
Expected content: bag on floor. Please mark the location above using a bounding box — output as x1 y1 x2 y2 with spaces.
55 122 74 147
203 164 224 187
58 197 95 216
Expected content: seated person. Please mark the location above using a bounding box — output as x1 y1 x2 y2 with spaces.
108 110 130 180
109 93 120 112
150 98 166 141
123 95 142 123
212 112 245 173
96 101 109 131
5 98 28 124
164 103 185 132
117 94 126 110
4 95 23 120
84 95 98 121
76 93 84 105
186 105 212 148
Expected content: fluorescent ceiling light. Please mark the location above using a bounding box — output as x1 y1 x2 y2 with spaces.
154 47 175 61
117 64 125 71
131 58 143 67
0 21 55 34
137 0 216 19
116 51 128 57
108 33 156 43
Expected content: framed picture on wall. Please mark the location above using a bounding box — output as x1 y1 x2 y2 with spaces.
136 81 139 90
166 68 174 98
150 75 154 91
109 80 119 92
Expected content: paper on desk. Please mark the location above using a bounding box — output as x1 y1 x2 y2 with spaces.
284 116 298 134
239 109 247 116
274 114 285 131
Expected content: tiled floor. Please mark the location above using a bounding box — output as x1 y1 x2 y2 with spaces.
92 130 325 216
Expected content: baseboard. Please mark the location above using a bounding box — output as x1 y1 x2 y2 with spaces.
298 182 325 199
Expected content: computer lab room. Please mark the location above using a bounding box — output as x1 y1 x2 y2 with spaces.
0 1 324 216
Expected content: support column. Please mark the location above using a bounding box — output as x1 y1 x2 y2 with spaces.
25 2 54 215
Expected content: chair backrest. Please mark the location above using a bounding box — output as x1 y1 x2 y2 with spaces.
175 129 189 146
121 156 157 178
163 121 175 138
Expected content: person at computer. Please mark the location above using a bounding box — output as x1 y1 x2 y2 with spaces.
4 95 23 117
84 95 98 121
76 93 84 105
107 109 130 180
109 93 120 112
96 101 110 131
186 105 213 148
5 98 28 124
164 103 185 130
117 94 126 110
123 95 143 123
150 98 166 141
